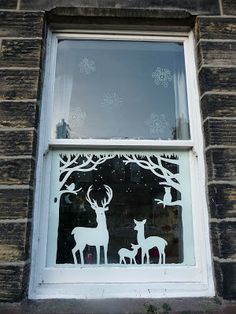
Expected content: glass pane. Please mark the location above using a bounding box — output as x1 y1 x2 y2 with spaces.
46 150 194 267
53 40 190 140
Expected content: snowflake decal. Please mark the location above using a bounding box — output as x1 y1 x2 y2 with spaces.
70 107 87 125
152 67 172 88
145 113 170 136
101 92 123 109
78 57 96 75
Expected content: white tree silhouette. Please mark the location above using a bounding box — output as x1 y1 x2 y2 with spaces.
57 153 182 206
59 153 114 191
123 154 181 192
123 154 182 207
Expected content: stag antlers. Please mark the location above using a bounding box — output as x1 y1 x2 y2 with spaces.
86 185 113 210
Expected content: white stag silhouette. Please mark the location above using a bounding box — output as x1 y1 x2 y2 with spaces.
134 219 168 265
71 185 113 265
118 244 140 265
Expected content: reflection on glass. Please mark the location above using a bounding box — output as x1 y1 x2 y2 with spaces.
53 40 190 140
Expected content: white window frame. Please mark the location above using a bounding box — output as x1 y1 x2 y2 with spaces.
29 30 214 299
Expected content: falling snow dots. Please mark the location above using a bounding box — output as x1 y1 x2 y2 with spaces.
152 67 172 88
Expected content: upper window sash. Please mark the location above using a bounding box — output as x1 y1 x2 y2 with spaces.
46 33 194 147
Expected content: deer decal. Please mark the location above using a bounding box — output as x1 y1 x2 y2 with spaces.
71 185 113 265
134 219 168 265
118 244 140 265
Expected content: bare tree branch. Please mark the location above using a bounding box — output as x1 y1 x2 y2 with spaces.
59 154 114 189
159 155 180 165
123 154 182 193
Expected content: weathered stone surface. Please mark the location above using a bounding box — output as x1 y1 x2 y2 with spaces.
49 6 192 20
221 262 236 300
0 189 33 220
0 39 42 68
211 223 220 258
0 101 38 128
197 17 236 40
201 94 236 120
0 129 36 155
208 183 236 219
48 11 194 34
0 130 36 156
0 69 40 100
211 222 236 259
0 12 44 38
199 67 236 94
21 0 97 10
0 158 35 185
222 0 236 16
214 261 223 297
215 262 236 300
20 0 220 15
0 222 30 262
0 264 28 302
0 0 17 9
197 41 236 67
0 297 233 313
204 119 236 146
206 148 236 181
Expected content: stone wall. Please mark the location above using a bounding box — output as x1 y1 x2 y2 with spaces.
0 7 44 302
0 0 235 311
196 15 236 301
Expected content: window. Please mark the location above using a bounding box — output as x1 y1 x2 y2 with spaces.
30 31 214 299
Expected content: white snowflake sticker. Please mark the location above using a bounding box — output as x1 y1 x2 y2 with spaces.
145 113 170 136
101 92 123 109
152 67 172 88
78 58 96 75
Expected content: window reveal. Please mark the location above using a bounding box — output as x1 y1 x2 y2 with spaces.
30 32 214 299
